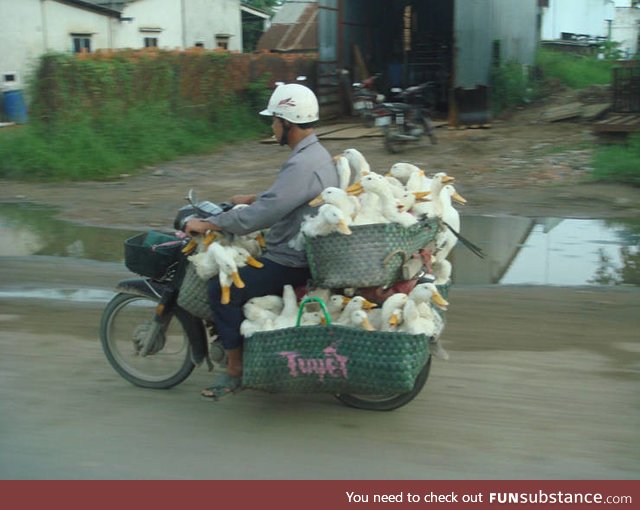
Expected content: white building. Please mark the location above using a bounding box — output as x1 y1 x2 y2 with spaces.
541 0 640 56
0 0 263 94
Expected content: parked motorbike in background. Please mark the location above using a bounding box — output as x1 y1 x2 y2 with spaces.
350 73 385 128
374 82 438 153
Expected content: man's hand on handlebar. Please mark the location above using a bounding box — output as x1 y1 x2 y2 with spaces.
185 218 221 236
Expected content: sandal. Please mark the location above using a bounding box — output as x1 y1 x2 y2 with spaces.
200 373 243 401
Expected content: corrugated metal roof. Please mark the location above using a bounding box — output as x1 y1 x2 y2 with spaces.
257 1 318 52
270 0 316 24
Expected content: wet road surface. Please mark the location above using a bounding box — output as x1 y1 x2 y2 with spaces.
1 258 638 479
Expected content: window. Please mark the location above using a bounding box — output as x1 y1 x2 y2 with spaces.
140 27 162 47
194 42 204 48
215 34 230 50
3 73 17 85
71 34 92 53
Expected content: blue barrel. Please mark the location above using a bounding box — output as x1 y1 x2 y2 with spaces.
2 90 28 124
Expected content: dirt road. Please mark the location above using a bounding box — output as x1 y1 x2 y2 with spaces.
0 89 639 479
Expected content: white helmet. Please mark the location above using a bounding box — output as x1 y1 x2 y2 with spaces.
259 83 319 123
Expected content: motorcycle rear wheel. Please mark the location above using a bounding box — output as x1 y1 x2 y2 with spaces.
335 357 431 411
100 292 195 389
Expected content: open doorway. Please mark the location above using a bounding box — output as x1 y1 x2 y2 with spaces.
339 0 454 117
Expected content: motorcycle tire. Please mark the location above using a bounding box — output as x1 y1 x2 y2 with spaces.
363 112 375 128
100 292 195 389
384 127 405 154
422 116 437 145
335 357 431 411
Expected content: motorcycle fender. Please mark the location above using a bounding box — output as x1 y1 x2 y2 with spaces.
114 278 210 368
115 278 167 299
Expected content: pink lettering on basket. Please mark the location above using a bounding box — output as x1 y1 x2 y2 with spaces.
278 345 348 382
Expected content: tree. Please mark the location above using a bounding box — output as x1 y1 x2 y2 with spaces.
242 0 282 15
242 1 282 52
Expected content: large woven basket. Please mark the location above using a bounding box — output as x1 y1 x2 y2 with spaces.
176 263 215 321
243 298 430 394
305 218 440 289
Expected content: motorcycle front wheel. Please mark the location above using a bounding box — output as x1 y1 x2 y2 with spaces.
100 292 195 389
335 357 431 411
383 126 406 154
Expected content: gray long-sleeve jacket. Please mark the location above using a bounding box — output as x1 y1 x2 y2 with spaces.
211 134 339 267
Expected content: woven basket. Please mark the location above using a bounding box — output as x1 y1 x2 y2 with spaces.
305 218 440 289
176 263 215 321
124 231 184 280
243 298 430 394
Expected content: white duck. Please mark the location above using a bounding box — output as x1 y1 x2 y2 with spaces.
408 282 449 327
342 148 371 178
378 292 409 331
273 284 299 329
396 190 430 214
334 154 355 191
400 300 449 359
335 295 378 325
187 249 219 280
208 242 246 305
434 184 467 262
245 294 284 315
384 175 408 199
348 310 376 331
399 299 434 335
326 293 349 322
301 204 353 238
309 186 360 221
431 258 452 285
299 310 326 326
240 302 277 337
229 245 264 270
387 162 421 185
355 173 418 227
412 172 455 218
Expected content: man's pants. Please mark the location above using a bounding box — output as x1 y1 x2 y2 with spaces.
208 258 311 350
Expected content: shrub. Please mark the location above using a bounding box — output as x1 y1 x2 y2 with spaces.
0 50 315 181
535 48 615 89
591 134 640 186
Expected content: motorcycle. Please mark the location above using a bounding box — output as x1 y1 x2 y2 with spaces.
350 73 385 128
99 191 433 411
374 82 438 154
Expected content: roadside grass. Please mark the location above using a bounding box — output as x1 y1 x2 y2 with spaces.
535 47 615 88
0 100 269 181
535 47 640 186
591 134 640 186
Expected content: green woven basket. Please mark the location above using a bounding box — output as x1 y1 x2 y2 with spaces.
176 262 215 321
305 218 440 289
243 298 430 394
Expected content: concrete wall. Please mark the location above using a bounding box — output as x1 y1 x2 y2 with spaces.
116 0 184 49
612 6 640 56
0 0 116 92
0 0 245 96
181 0 242 51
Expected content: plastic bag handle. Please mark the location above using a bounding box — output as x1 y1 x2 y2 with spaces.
295 297 332 327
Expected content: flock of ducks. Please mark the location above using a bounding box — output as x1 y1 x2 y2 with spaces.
186 148 468 360
293 147 467 285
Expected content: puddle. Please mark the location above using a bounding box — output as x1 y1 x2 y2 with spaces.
0 288 116 303
1 204 639 296
452 216 640 286
0 203 138 261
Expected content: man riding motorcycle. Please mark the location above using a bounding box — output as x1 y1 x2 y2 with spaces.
184 83 339 400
